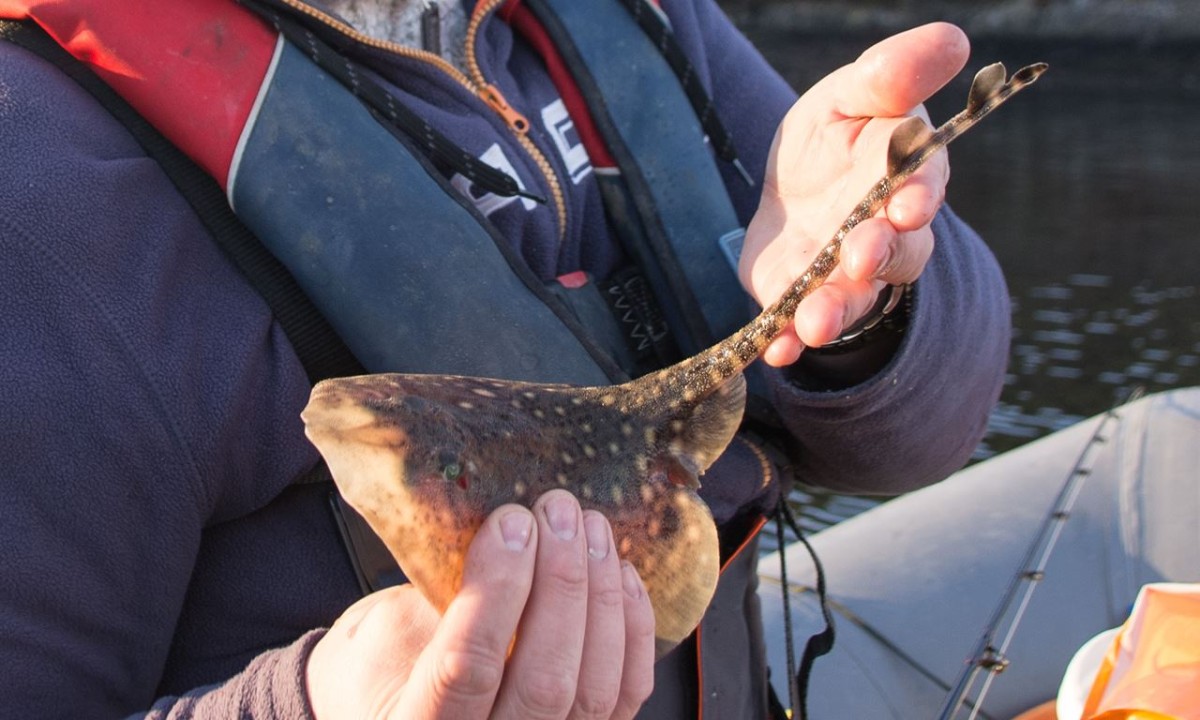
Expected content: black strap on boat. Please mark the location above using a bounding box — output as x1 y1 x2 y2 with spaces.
0 19 366 384
774 497 836 720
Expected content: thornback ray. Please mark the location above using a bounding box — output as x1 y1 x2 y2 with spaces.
301 62 1047 659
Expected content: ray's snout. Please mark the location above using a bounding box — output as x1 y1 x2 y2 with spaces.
301 376 407 444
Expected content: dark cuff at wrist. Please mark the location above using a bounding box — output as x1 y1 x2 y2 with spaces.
786 284 912 391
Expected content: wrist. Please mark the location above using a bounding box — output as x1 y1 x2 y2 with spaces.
787 284 912 391
815 283 911 355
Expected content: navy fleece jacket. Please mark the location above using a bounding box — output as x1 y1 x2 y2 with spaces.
0 0 1009 716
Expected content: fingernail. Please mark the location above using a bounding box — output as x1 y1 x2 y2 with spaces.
621 562 644 599
499 510 533 551
583 513 610 560
839 303 854 337
622 561 643 599
871 245 895 281
545 495 578 540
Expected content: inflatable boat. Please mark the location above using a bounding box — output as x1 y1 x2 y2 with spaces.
758 386 1200 719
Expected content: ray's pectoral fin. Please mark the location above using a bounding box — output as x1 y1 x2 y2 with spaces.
666 372 748 488
622 483 721 660
624 373 743 656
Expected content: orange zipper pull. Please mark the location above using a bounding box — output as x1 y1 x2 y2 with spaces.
480 84 530 134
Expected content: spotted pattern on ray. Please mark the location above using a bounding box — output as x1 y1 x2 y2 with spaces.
301 62 1046 659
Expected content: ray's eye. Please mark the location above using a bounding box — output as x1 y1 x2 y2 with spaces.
439 452 469 490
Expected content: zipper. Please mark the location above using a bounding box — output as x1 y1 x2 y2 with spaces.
268 0 568 242
465 0 568 240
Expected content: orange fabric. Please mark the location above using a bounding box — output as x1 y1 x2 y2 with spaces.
1 0 277 186
1080 584 1200 720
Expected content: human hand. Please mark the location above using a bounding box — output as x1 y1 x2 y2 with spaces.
306 489 656 719
739 22 969 366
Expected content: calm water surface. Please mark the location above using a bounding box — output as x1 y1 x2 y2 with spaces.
745 35 1200 537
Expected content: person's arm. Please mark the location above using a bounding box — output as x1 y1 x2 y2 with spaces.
663 4 1010 492
141 490 657 720
766 206 1011 493
2 40 657 718
137 635 323 718
0 39 325 716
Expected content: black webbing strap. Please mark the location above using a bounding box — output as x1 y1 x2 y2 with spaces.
614 0 753 185
0 19 366 384
240 0 545 205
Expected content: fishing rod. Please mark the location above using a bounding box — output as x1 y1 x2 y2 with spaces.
936 386 1147 720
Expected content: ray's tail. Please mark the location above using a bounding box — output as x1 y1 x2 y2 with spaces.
677 62 1048 394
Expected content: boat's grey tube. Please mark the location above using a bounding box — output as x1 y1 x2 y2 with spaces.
758 387 1200 719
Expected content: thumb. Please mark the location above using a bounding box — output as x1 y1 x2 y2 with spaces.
834 22 970 118
306 585 439 719
396 505 538 719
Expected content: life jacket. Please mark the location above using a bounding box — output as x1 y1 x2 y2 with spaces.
0 0 784 716
1 0 755 382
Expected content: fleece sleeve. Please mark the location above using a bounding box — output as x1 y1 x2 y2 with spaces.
765 207 1011 494
139 632 323 720
662 0 1012 494
0 42 322 716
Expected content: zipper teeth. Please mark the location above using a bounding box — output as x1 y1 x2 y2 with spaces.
465 0 567 242
464 0 506 85
516 132 567 240
274 0 568 241
274 0 475 88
